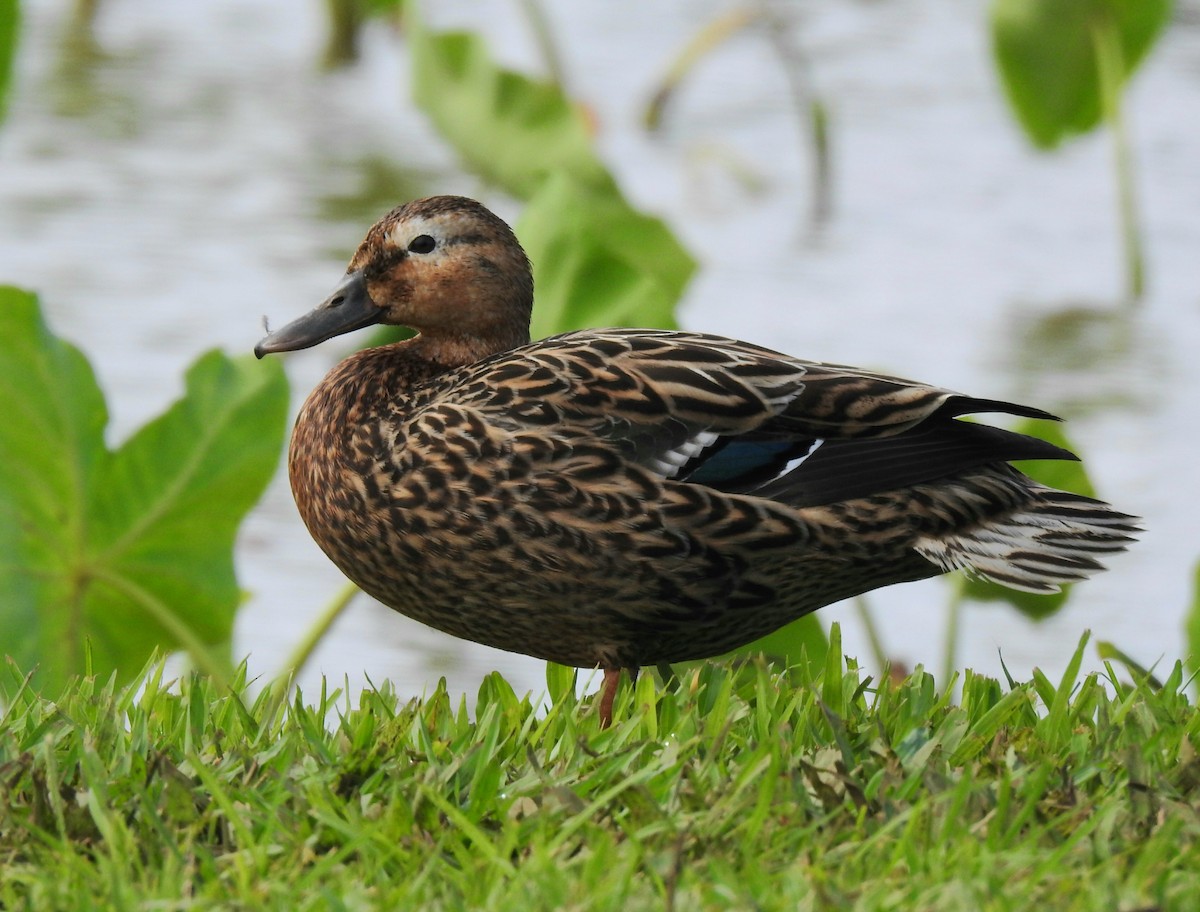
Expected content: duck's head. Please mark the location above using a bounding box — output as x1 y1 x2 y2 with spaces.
255 196 533 360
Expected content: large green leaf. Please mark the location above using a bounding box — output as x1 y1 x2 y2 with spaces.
670 613 829 684
407 11 613 200
957 417 1099 619
517 174 694 338
0 0 16 123
990 0 1171 149
0 287 288 692
729 614 829 679
402 12 697 340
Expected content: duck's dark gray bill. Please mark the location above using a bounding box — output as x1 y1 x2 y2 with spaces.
254 269 383 358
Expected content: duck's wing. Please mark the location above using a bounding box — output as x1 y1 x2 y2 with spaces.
443 328 1074 508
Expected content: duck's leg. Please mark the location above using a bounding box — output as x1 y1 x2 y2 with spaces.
598 666 640 727
598 667 621 728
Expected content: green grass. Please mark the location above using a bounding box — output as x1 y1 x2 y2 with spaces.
0 630 1197 911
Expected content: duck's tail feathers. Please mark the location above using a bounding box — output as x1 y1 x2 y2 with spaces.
914 488 1141 593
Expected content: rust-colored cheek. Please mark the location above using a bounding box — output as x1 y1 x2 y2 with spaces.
364 273 409 320
403 260 480 328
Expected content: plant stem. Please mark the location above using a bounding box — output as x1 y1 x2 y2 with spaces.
643 6 756 130
853 596 889 677
323 0 362 69
519 0 567 89
71 0 100 31
941 577 966 691
761 1 832 229
262 580 360 715
277 580 361 685
1091 16 1145 303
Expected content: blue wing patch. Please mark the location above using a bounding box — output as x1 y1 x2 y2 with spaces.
683 437 822 490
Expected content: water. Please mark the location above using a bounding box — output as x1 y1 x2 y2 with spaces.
1 0 1196 703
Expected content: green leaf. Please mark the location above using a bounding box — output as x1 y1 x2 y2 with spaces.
517 174 695 338
0 0 17 123
0 287 288 692
1038 631 1089 750
990 0 1171 149
407 11 612 199
402 13 697 341
734 614 828 680
1096 640 1163 690
1010 419 1098 501
957 417 1096 619
362 0 408 15
672 613 828 683
544 661 576 707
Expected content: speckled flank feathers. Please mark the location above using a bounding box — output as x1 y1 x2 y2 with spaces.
256 195 1140 725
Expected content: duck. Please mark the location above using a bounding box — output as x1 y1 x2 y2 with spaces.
255 195 1139 726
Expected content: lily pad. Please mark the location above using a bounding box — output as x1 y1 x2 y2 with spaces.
408 11 613 199
517 174 694 339
991 0 1171 149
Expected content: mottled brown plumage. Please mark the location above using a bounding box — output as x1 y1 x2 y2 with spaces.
256 196 1140 726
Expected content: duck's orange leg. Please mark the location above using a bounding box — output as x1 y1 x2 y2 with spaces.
598 667 621 728
597 667 641 727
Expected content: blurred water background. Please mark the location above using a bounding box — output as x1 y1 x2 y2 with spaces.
1 0 1196 701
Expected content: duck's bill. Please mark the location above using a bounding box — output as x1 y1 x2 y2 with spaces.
254 269 384 358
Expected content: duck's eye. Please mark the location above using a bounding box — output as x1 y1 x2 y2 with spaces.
408 234 437 254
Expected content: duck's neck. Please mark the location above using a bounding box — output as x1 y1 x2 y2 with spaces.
294 329 531 448
403 328 531 368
